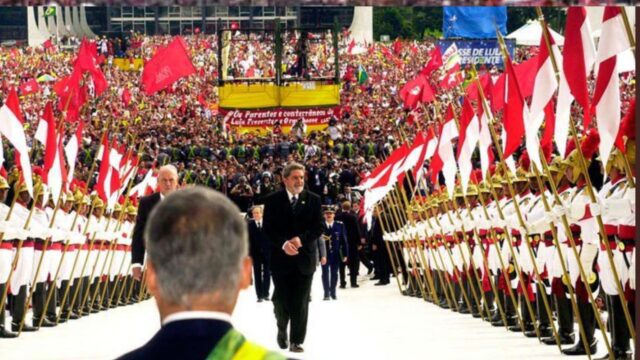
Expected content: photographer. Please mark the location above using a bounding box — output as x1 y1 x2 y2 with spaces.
230 176 254 212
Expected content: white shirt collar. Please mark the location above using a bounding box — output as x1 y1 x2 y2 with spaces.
286 189 299 202
162 310 233 326
160 193 165 201
326 221 334 228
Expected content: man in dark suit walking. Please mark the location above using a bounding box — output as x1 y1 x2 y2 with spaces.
335 201 364 288
369 211 390 286
263 162 323 354
248 205 271 302
131 165 179 295
119 187 285 360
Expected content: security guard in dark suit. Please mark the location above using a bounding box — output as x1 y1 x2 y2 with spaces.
320 206 349 300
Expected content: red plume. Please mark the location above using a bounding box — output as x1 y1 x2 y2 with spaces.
581 128 600 160
616 98 635 151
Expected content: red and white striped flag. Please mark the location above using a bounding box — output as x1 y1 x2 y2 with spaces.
592 6 631 168
430 106 459 197
527 29 560 171
0 88 32 196
457 98 480 193
563 7 596 129
65 120 83 186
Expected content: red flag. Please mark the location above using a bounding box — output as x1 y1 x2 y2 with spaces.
541 100 556 149
41 102 57 184
400 75 427 109
141 37 196 95
122 88 131 107
563 7 596 128
42 39 55 52
53 69 84 121
439 64 464 90
593 7 631 167
347 39 356 55
96 136 111 202
392 39 402 55
491 55 539 111
420 47 443 76
75 39 108 97
502 50 526 160
19 78 40 96
197 93 207 107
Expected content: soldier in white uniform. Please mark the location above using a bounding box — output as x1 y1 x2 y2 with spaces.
8 181 40 332
0 176 28 337
597 147 635 360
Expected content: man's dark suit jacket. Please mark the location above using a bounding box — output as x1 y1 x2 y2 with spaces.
335 211 363 252
248 219 270 262
118 319 232 360
263 189 323 275
131 192 161 266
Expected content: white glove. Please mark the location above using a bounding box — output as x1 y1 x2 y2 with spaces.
543 212 555 224
589 202 602 217
552 205 567 219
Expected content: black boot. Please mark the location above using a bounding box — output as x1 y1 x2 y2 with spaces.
562 300 597 355
0 283 17 338
607 294 633 359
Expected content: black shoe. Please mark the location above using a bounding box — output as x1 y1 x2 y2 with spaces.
562 340 597 356
527 326 552 338
0 326 18 338
471 311 482 318
339 284 346 289
263 296 270 301
458 306 470 314
492 317 516 327
57 317 67 324
323 296 330 301
594 350 632 360
257 298 263 303
374 281 389 286
35 317 57 328
438 300 450 309
367 267 374 275
331 295 337 300
508 323 533 333
371 276 380 280
277 329 288 349
12 323 36 332
543 333 574 345
351 284 359 288
289 343 304 353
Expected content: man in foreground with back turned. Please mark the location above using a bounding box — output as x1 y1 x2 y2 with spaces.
119 187 287 360
263 162 323 353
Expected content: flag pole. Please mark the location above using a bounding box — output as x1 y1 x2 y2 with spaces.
536 7 635 342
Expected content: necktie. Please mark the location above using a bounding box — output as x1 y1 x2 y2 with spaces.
257 222 261 230
291 196 298 208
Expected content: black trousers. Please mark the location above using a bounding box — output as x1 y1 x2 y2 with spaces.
252 256 271 300
374 247 390 282
347 249 360 286
271 271 313 345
